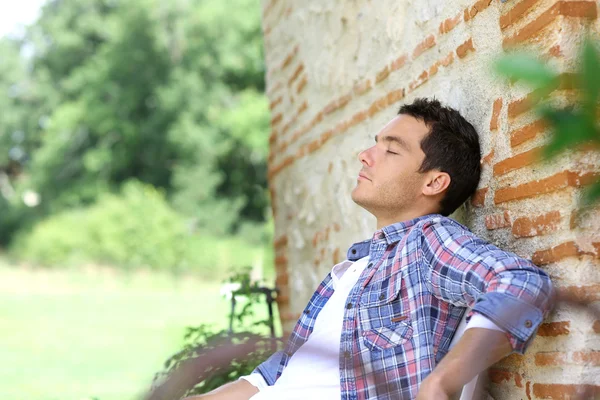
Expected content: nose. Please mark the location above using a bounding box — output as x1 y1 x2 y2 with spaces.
358 146 373 167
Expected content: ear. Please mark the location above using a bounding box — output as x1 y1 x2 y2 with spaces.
422 171 451 197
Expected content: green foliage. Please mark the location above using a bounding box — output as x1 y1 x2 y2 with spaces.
10 180 275 278
12 181 188 270
494 36 600 204
0 0 270 247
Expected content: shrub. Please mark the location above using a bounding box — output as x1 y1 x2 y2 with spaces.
10 180 275 280
12 181 189 271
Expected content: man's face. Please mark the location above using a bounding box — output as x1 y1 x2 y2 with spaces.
351 114 431 219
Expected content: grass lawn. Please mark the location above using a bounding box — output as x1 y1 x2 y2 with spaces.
0 265 280 400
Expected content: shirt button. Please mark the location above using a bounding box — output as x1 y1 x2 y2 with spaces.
379 294 385 301
524 320 532 328
346 302 353 309
367 263 373 268
304 309 310 315
351 249 357 254
343 351 351 358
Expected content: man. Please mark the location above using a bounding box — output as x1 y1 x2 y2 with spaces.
187 98 554 399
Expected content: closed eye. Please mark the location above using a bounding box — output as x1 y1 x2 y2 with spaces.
387 150 399 155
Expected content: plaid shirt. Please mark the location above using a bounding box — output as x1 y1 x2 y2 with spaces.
254 214 553 399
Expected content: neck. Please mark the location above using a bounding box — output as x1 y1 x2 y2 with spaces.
374 204 441 230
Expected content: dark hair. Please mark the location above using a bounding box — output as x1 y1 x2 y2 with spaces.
398 98 481 216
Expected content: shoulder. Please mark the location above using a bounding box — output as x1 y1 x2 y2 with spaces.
418 215 474 240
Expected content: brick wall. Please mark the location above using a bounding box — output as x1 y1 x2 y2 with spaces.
261 0 600 398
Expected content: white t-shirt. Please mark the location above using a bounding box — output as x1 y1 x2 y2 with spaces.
241 257 503 399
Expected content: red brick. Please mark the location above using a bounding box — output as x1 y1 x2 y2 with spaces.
274 255 288 267
439 52 454 67
535 352 566 366
482 149 495 166
387 88 405 105
567 170 600 187
320 129 334 145
367 95 390 118
271 113 283 126
532 241 580 265
391 54 408 71
297 101 308 116
471 187 488 207
507 92 540 119
409 70 429 92
503 1 597 48
493 146 542 176
296 75 307 94
510 119 548 147
533 383 600 399
354 79 372 96
464 0 492 22
324 93 352 115
494 171 570 204
490 98 502 131
428 63 439 77
287 64 304 87
412 35 436 59
536 351 600 366
485 211 512 230
514 373 523 388
548 44 563 58
269 129 279 145
332 248 342 265
375 65 390 84
538 321 570 337
573 351 600 366
269 96 283 111
307 138 320 154
488 368 512 384
275 271 288 286
267 155 294 180
350 110 368 126
499 0 541 30
280 45 298 70
512 211 561 238
439 13 462 35
456 38 475 59
557 284 600 304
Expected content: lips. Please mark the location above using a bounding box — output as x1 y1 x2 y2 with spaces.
358 172 371 181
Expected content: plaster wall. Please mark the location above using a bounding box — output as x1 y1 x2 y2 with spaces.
261 0 600 397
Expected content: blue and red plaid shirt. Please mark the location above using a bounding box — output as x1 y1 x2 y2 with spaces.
254 214 553 399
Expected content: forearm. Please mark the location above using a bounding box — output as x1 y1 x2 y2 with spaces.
422 327 512 397
183 379 259 400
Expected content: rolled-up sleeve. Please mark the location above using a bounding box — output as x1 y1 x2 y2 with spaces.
250 350 285 386
419 219 554 354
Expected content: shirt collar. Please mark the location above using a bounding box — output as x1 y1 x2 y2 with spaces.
346 213 442 261
378 213 442 244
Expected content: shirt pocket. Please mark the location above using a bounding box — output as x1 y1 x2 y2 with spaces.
358 270 413 351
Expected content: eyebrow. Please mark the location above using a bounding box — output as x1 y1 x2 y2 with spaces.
375 135 412 152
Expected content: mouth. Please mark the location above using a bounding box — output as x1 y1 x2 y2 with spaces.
358 172 371 181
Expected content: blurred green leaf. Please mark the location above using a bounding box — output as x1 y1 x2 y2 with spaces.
538 106 598 158
581 37 600 115
494 53 560 89
583 181 600 206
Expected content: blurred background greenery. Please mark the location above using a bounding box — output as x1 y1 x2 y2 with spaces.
0 0 277 399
